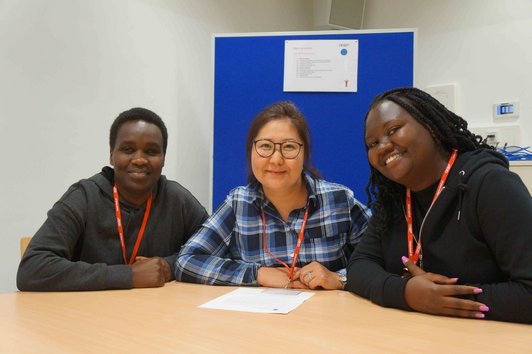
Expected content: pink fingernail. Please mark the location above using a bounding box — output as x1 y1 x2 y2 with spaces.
475 313 485 319
479 305 490 312
450 278 459 282
401 256 409 264
473 288 483 294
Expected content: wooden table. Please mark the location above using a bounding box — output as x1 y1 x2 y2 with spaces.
0 282 530 353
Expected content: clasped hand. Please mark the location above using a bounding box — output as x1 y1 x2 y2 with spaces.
402 257 489 319
257 261 343 290
131 256 172 288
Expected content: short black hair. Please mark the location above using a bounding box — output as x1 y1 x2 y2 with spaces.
109 107 168 154
364 87 493 235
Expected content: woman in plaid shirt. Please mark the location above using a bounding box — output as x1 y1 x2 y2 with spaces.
176 101 370 289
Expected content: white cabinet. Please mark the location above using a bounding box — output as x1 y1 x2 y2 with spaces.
509 161 532 194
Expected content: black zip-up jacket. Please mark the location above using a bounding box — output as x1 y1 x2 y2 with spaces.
346 149 532 323
17 167 208 291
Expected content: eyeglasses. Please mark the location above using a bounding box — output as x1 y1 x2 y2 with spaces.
253 139 303 159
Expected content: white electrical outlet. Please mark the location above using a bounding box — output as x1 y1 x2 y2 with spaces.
426 84 457 112
469 124 521 147
485 131 499 146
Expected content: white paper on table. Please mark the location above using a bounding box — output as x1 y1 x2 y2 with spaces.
198 288 314 314
283 39 358 92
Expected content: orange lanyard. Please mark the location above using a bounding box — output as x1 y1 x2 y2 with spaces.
406 149 458 265
260 207 309 281
113 184 153 265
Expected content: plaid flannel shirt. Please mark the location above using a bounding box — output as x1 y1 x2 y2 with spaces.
175 174 370 285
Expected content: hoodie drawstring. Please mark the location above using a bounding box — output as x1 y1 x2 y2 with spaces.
457 170 467 221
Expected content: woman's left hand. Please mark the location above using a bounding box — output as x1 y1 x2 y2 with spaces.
402 257 488 319
296 261 344 290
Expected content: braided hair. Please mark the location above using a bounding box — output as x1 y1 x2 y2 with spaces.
364 87 493 235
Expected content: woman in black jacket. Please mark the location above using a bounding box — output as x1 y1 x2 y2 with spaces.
346 87 532 324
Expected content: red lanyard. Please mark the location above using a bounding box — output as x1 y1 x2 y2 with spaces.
406 149 458 265
113 184 153 265
260 207 309 281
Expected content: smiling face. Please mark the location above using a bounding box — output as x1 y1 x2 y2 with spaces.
251 118 305 196
365 100 449 191
110 120 165 206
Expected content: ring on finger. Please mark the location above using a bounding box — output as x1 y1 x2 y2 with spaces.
306 271 313 280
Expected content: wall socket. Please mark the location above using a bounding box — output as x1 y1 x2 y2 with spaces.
426 84 457 112
469 124 521 147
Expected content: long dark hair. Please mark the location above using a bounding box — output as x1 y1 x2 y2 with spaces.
364 87 493 234
245 101 321 184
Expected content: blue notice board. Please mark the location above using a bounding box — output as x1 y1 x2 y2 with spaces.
213 30 415 208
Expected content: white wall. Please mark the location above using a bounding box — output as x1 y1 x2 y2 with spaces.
0 0 313 292
361 0 532 146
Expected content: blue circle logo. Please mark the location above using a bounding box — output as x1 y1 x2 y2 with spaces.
341 49 348 55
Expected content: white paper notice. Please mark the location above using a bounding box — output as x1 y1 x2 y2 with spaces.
284 39 358 92
198 288 314 314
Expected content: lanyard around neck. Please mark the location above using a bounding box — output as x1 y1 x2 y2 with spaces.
260 207 309 282
113 184 153 265
405 149 458 265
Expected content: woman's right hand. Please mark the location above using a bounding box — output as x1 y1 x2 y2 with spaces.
402 257 489 319
257 266 308 289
